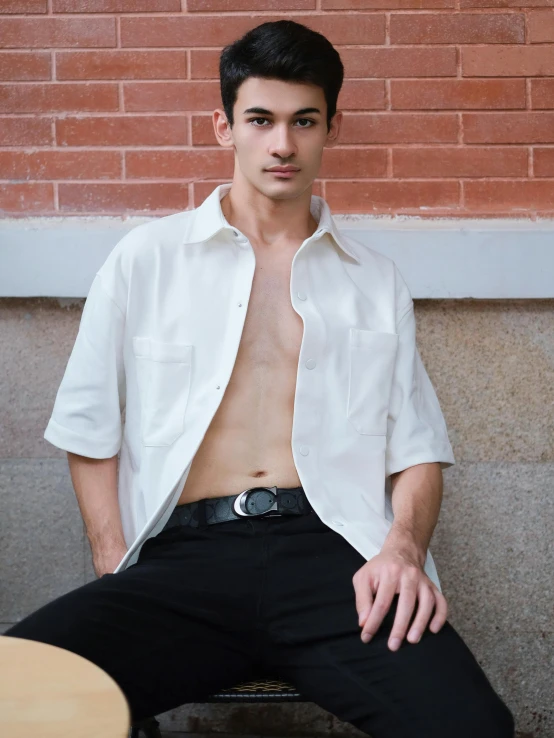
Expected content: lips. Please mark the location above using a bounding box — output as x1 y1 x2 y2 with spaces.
266 167 300 173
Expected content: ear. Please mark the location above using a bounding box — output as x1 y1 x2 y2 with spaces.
213 108 234 149
324 110 343 149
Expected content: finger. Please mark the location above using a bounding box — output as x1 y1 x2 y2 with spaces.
387 576 419 651
428 591 448 633
353 573 375 626
406 584 436 645
360 579 396 643
358 590 374 627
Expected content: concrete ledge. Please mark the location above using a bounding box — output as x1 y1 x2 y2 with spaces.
1 216 553 298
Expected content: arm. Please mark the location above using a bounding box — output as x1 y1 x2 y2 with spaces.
67 451 126 551
67 451 127 576
353 272 455 650
43 268 128 574
381 462 443 568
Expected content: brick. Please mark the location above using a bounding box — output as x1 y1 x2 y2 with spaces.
188 0 314 9
0 1 46 12
124 81 221 112
0 18 116 49
464 180 554 210
56 51 187 81
390 13 524 44
121 14 385 48
0 117 52 146
57 115 188 146
0 182 53 213
319 148 387 177
341 47 457 78
0 150 121 180
531 80 554 109
0 83 119 113
190 50 219 80
338 80 386 110
324 0 454 6
191 116 223 146
125 149 234 179
58 182 189 212
391 79 525 110
462 46 554 76
534 147 554 176
326 180 459 211
340 113 458 144
461 0 552 7
393 146 528 177
463 112 554 143
528 11 554 43
52 0 180 11
0 52 50 80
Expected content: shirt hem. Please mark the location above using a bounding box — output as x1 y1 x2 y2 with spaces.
44 418 121 459
385 446 456 478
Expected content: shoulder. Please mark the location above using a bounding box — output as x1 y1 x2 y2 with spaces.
337 230 413 315
97 207 198 275
107 209 196 263
94 208 197 308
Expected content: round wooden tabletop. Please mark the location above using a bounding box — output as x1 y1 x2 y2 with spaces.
0 635 130 737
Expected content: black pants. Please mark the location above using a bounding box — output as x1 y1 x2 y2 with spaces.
5 503 515 738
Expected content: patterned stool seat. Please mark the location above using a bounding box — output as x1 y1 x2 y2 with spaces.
129 676 305 737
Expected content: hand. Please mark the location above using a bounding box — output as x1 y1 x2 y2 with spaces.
92 544 128 579
352 548 448 652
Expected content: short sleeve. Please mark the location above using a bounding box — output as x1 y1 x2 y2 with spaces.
43 273 126 459
385 300 456 477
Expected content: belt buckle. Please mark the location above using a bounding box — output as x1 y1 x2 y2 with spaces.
232 485 279 517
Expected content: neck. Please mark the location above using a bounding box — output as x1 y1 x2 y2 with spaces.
220 179 319 251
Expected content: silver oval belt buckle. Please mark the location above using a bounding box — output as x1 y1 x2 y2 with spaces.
232 486 279 517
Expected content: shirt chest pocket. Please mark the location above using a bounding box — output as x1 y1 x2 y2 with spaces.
347 327 399 436
132 337 193 447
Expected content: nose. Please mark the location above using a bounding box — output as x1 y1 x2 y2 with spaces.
268 123 297 159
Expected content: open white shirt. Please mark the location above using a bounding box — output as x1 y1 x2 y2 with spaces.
44 182 455 587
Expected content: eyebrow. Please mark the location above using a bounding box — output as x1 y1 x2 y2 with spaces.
242 107 321 116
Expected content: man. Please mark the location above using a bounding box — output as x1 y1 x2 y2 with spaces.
5 20 515 738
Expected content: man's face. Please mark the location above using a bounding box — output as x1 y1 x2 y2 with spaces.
215 76 341 199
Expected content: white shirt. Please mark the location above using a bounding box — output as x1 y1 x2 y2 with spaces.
44 182 455 588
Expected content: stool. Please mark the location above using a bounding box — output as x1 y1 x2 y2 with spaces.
0 635 130 738
129 676 305 738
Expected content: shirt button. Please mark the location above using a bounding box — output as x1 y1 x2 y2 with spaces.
333 519 345 526
299 445 310 456
297 291 307 300
305 358 316 370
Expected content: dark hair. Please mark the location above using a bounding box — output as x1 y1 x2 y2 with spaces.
219 20 344 132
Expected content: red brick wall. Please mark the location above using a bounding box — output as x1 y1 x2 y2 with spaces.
1 0 553 218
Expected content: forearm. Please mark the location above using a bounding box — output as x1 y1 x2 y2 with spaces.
67 451 127 551
381 462 443 568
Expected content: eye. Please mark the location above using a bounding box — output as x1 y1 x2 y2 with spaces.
247 118 316 128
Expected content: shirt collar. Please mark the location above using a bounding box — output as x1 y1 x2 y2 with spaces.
185 182 361 264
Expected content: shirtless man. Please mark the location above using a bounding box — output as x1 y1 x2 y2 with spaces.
176 162 309 505
5 19 515 738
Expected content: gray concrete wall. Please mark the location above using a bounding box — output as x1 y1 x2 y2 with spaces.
0 296 552 737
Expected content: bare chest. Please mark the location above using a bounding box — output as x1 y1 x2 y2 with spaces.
237 258 304 369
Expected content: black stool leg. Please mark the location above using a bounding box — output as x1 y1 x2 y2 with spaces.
129 716 162 738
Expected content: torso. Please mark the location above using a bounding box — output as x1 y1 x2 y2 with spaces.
176 239 307 506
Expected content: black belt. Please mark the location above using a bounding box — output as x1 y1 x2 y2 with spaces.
163 485 312 530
